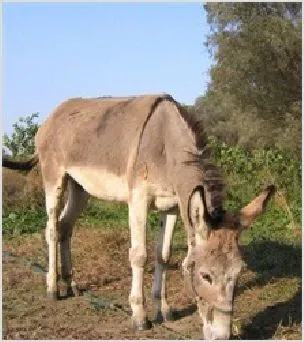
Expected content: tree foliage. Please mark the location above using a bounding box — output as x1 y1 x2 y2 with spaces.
3 113 39 158
195 3 301 154
205 2 301 117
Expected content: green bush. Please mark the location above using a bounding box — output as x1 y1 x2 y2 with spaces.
208 136 301 244
2 209 46 236
3 137 301 244
3 113 39 158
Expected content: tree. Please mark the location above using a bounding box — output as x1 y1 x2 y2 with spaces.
195 3 301 154
204 2 301 119
3 113 39 158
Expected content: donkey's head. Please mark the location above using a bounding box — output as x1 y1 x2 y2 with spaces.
185 185 276 339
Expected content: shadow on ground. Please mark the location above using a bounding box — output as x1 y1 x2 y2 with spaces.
238 240 302 339
241 288 301 339
172 304 197 321
238 240 301 290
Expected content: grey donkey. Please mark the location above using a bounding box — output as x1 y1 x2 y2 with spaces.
3 94 275 339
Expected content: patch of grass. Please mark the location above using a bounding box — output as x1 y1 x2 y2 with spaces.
206 138 301 249
78 199 129 229
257 278 299 302
240 206 299 245
2 209 46 237
78 199 165 234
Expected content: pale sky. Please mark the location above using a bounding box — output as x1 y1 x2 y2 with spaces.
3 2 213 135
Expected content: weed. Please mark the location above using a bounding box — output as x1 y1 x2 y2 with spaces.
3 209 46 236
3 140 301 248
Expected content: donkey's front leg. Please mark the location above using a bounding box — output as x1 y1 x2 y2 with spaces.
128 187 150 330
152 214 176 322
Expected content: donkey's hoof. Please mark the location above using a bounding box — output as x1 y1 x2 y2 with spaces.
67 285 77 297
58 277 79 298
132 318 152 330
71 282 81 296
59 279 81 297
155 310 174 323
162 310 174 321
155 311 163 323
58 284 75 298
46 290 58 300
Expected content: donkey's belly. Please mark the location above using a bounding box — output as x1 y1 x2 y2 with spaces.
67 167 129 202
153 195 179 211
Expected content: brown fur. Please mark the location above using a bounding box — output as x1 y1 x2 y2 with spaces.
33 94 224 220
3 94 224 220
207 227 239 256
36 95 170 180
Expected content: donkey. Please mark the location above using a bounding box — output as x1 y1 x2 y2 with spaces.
3 94 275 339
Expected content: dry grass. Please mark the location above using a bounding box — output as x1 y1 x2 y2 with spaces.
3 227 301 340
2 169 27 206
3 167 44 210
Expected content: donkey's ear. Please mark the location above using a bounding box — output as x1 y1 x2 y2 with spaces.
188 187 209 242
239 185 276 228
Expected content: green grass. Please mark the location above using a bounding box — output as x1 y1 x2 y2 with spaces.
2 196 188 245
3 140 301 249
3 196 300 249
240 206 298 245
2 209 46 237
78 199 129 230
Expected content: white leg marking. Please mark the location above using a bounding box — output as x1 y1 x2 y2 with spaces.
128 186 148 327
45 182 65 299
152 214 176 321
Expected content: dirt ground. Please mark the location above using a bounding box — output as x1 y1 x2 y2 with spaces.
3 226 302 340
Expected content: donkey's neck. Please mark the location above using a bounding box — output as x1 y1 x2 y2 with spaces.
163 101 204 194
161 100 224 229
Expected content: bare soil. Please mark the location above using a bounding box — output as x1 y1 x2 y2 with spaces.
3 226 301 340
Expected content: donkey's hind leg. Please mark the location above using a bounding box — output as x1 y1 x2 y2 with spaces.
59 177 89 297
152 213 177 322
44 172 67 300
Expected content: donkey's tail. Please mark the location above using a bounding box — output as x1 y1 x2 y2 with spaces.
2 154 39 171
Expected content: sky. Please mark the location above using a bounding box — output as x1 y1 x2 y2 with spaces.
3 2 213 135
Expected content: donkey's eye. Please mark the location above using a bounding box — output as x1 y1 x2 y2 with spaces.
201 272 212 284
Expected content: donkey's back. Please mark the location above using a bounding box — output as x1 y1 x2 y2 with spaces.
36 95 170 177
